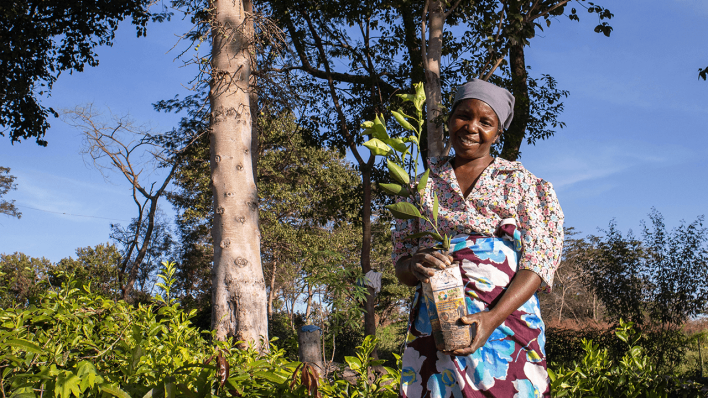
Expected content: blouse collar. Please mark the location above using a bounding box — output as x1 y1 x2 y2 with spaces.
427 155 524 177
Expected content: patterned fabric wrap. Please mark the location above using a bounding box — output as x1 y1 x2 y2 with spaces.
400 231 549 398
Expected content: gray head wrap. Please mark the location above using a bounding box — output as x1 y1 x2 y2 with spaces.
452 79 515 130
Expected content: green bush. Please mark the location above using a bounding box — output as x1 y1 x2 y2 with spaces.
0 262 400 398
550 320 705 397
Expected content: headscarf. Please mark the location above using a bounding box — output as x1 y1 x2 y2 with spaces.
452 79 515 130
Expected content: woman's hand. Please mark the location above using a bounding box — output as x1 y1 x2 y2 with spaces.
446 270 543 356
447 311 498 356
395 248 453 286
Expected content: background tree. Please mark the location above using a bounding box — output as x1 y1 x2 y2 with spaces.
0 167 21 219
53 243 123 299
110 210 175 301
0 252 51 308
584 221 648 326
63 105 179 302
538 228 601 323
0 0 168 145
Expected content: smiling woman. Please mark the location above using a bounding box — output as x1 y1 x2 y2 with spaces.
394 80 564 397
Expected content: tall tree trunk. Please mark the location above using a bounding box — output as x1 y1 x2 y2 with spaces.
423 0 445 157
209 0 268 350
500 43 530 161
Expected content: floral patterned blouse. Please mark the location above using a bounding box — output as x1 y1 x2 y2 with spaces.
392 156 564 293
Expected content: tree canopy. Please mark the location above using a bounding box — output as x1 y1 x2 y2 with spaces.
0 0 167 145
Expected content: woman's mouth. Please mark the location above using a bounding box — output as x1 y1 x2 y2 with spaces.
459 135 478 145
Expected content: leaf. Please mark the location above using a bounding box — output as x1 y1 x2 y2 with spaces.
372 115 390 141
363 138 391 157
344 356 362 371
6 339 43 354
385 137 408 153
387 160 410 185
378 183 410 197
417 169 429 194
360 121 374 128
129 345 143 375
433 192 439 225
385 202 421 220
391 110 415 131
253 370 287 384
100 384 131 398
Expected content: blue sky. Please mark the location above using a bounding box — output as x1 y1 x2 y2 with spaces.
1 0 707 262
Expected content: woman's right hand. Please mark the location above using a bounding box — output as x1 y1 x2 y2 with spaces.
397 249 454 286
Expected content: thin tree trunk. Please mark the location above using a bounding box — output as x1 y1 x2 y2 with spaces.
267 261 277 318
305 282 314 323
423 0 445 157
210 0 268 350
361 161 377 349
500 43 529 161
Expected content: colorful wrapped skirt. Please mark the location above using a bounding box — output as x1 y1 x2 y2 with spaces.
400 233 549 398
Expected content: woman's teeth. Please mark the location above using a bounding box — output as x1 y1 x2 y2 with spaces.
460 136 477 145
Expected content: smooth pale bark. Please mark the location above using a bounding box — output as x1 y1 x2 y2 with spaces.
209 0 268 349
423 0 446 158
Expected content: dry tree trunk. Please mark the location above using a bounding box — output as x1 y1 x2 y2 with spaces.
423 0 445 158
209 0 268 350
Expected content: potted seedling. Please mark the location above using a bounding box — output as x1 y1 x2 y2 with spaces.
362 83 474 351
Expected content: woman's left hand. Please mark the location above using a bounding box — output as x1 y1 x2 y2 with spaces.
445 311 499 356
444 270 543 356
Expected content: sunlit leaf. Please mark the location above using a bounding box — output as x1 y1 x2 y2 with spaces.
391 110 415 131
417 169 429 194
387 160 409 185
363 138 391 157
378 183 410 197
385 202 421 220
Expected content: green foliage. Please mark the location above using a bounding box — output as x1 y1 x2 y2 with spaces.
54 243 122 300
550 320 705 397
0 167 21 219
321 336 401 398
363 83 450 251
0 253 52 308
0 262 402 398
0 0 169 145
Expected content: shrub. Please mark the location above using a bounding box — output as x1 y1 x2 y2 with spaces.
0 262 400 398
550 320 705 397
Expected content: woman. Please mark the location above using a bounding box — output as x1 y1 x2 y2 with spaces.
393 79 564 397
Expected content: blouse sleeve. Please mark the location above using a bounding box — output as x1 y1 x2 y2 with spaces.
391 197 420 265
516 173 564 293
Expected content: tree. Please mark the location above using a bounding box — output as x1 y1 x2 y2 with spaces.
0 0 166 145
0 252 51 308
62 105 179 302
54 243 123 299
110 210 175 300
584 221 648 326
0 167 21 219
538 228 601 323
641 209 708 328
208 0 269 347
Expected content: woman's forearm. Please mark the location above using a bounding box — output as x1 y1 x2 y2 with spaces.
451 269 542 355
487 269 542 325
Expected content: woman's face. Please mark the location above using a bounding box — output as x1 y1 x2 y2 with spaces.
448 99 500 162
